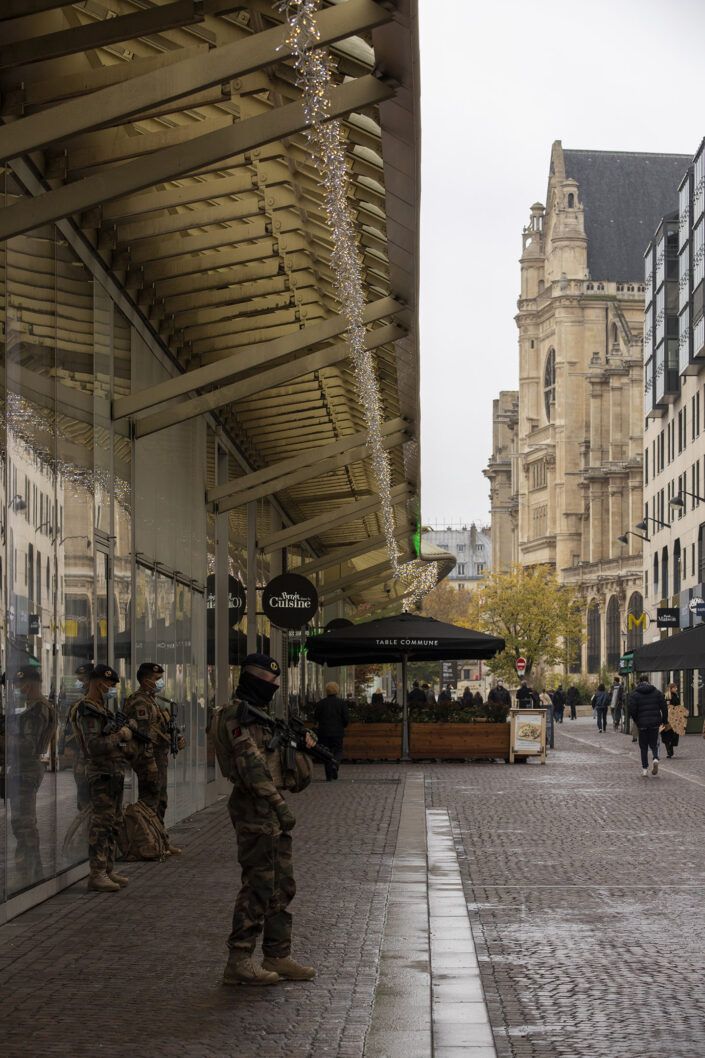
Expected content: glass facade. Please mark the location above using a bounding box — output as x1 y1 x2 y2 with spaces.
0 181 209 909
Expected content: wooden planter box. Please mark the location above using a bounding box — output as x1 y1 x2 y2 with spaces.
342 722 402 760
409 721 510 760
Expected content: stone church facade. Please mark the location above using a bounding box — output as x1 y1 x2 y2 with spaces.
489 141 690 674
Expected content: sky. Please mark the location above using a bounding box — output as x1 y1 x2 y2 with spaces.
418 0 705 529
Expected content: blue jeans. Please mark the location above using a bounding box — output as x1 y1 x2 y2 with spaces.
596 708 608 731
638 726 660 769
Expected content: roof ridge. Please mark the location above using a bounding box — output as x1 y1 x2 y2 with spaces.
563 147 692 160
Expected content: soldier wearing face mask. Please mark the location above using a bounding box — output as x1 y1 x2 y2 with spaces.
214 653 316 986
123 662 185 855
70 664 132 892
63 663 93 810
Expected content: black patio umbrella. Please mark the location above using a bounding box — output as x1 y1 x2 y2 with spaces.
307 612 505 757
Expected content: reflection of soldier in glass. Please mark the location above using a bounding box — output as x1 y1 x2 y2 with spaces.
63 663 92 810
71 664 132 892
123 662 185 856
8 667 57 877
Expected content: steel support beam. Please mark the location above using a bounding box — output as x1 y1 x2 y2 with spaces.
322 566 413 607
114 295 400 418
259 482 412 554
207 416 406 504
133 322 405 438
295 531 410 579
2 73 394 241
319 556 411 600
215 427 409 513
0 0 234 72
0 0 394 161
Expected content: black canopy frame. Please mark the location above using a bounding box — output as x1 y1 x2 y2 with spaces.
306 612 505 758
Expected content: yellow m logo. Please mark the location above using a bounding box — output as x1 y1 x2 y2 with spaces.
628 612 647 629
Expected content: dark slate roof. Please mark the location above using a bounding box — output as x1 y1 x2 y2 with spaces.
561 150 692 281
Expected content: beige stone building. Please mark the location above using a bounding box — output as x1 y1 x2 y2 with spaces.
489 141 690 674
484 391 518 569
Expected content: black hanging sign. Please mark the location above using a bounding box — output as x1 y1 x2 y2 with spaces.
262 573 318 630
206 574 246 616
656 607 680 629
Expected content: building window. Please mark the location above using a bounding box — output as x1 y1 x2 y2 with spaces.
457 564 466 575
544 348 556 422
653 553 659 598
567 193 575 208
674 539 681 594
606 596 620 669
587 601 601 673
662 546 670 599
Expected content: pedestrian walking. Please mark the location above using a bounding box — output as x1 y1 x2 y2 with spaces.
314 681 349 781
552 684 566 723
662 683 687 759
408 681 427 707
609 676 625 730
566 684 580 720
593 683 610 732
629 675 668 776
209 653 316 986
488 680 511 708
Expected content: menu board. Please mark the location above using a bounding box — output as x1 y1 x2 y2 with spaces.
509 709 547 763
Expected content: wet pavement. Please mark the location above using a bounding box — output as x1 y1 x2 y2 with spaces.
2 718 705 1057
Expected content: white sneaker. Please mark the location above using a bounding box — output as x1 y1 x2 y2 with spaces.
642 768 649 777
652 760 659 776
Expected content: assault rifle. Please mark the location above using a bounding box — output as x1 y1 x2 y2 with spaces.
156 694 182 756
80 701 155 745
235 699 339 779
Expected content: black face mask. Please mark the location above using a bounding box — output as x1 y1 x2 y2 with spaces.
236 670 278 708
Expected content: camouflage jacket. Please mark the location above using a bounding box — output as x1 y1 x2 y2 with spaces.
211 698 286 809
123 688 168 756
12 696 57 766
71 696 130 773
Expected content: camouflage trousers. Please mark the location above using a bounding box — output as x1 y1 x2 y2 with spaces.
227 788 295 958
9 773 43 867
87 770 124 873
74 759 90 812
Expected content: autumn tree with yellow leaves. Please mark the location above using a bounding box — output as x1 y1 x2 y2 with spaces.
465 564 583 682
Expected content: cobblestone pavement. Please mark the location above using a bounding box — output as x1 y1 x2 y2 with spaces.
3 722 705 1058
429 718 705 1058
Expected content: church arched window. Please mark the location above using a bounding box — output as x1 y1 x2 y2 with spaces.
544 348 556 422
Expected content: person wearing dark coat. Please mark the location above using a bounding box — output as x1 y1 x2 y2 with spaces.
438 686 452 704
552 684 566 723
488 681 511 707
461 687 474 707
315 681 350 781
515 680 532 708
629 676 668 776
473 691 483 707
566 684 580 720
408 681 427 707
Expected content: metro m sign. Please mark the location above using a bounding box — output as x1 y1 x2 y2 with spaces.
627 612 648 630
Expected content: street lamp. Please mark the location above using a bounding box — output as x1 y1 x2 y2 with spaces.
669 489 705 509
635 515 670 532
617 530 648 544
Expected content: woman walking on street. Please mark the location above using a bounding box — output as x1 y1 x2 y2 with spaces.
662 682 687 759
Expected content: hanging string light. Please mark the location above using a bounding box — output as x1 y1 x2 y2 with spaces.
277 0 438 608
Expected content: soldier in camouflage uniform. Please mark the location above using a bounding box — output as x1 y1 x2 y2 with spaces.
7 666 57 878
71 664 133 892
123 661 185 855
63 663 92 811
211 653 316 986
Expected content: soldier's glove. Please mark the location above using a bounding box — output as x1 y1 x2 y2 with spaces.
177 734 187 751
274 802 296 832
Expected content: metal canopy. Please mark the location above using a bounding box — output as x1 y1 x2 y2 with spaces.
1 0 431 607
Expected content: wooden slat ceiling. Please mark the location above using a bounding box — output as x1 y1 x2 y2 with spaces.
0 0 435 605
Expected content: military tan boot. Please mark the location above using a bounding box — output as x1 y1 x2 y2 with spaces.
167 845 182 855
222 953 279 986
261 955 316 980
87 870 120 893
107 871 130 888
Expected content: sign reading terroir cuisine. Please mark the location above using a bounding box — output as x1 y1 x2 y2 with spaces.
262 573 318 630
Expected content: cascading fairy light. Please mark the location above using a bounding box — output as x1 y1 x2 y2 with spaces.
277 0 438 608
